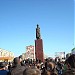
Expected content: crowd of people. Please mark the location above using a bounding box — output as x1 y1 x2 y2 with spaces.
0 54 75 75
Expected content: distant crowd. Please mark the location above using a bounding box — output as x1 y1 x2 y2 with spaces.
0 54 75 75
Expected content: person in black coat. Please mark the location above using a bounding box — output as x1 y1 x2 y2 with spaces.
10 57 25 75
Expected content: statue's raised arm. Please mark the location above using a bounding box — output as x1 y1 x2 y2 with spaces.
36 24 41 39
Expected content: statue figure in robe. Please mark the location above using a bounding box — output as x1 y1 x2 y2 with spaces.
36 24 41 39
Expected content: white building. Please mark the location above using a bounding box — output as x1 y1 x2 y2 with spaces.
55 52 65 59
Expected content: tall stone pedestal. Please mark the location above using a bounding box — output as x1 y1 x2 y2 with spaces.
35 39 44 62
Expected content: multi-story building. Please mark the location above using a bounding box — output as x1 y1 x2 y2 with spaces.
25 45 35 60
0 48 14 62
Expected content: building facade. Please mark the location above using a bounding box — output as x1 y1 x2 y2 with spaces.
25 45 34 60
55 52 65 59
0 48 14 62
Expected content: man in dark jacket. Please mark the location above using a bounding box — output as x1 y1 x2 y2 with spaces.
11 57 25 75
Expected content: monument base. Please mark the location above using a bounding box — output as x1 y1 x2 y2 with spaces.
35 39 44 62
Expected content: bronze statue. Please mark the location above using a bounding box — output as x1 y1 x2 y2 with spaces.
36 24 41 39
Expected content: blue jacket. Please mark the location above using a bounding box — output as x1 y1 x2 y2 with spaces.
0 70 9 75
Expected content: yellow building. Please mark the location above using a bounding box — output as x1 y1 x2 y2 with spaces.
0 48 14 62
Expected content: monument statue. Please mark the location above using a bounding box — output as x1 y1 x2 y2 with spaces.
35 24 44 62
36 24 41 39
